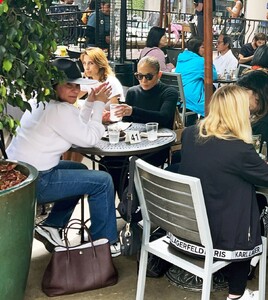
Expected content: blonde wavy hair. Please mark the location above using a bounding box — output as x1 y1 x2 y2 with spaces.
198 85 252 144
80 47 114 82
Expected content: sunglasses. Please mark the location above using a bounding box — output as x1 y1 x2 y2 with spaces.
134 72 157 81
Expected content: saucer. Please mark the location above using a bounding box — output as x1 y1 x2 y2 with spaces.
102 131 126 141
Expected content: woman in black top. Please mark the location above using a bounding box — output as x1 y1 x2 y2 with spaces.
100 56 178 199
237 70 268 147
179 85 268 300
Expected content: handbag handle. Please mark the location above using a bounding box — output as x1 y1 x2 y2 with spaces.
126 156 138 223
61 218 97 258
173 107 184 130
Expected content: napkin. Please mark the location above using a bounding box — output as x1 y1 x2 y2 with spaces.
140 132 173 138
108 122 132 131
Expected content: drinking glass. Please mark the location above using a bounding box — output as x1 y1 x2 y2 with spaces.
108 125 120 144
146 122 158 141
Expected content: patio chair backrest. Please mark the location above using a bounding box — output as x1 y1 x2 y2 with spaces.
160 72 187 125
134 158 267 300
134 158 212 248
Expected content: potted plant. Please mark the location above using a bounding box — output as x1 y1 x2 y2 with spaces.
0 1 62 299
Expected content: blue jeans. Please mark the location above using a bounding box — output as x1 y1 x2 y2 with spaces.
36 161 117 244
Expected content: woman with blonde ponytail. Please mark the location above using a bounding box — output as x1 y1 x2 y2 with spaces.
170 85 268 300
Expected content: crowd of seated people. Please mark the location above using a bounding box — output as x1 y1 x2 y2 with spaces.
17 12 268 294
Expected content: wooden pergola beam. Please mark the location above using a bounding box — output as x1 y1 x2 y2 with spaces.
204 0 213 115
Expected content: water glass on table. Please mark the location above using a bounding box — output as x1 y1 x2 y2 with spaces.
146 122 158 141
110 104 122 122
108 125 120 144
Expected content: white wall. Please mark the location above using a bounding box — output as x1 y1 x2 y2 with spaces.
144 0 267 20
245 0 267 20
144 0 195 13
144 0 160 11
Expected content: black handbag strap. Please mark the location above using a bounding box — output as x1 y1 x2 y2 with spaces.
126 156 138 223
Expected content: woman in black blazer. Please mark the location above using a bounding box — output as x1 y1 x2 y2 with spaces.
179 85 268 300
237 70 268 147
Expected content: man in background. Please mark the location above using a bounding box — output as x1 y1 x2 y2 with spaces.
194 0 203 38
213 34 238 77
86 0 110 50
239 33 267 65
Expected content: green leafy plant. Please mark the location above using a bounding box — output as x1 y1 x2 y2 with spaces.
0 0 62 135
132 0 144 10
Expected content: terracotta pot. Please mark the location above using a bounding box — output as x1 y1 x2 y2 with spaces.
0 160 38 300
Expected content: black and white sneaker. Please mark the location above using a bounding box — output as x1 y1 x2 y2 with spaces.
110 242 121 258
35 225 64 253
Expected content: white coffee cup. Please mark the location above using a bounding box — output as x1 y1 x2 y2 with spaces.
108 125 120 144
110 104 122 122
146 122 158 141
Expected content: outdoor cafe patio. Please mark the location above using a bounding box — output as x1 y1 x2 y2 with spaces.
10 1 268 299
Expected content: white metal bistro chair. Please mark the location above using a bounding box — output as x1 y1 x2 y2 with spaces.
134 158 267 300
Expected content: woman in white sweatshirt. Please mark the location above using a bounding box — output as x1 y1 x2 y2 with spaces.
7 58 120 257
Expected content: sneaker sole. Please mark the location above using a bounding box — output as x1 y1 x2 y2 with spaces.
111 251 121 258
34 230 55 253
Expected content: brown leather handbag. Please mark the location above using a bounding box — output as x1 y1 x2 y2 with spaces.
42 220 118 297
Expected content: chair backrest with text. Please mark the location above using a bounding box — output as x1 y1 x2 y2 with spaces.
134 158 211 249
134 158 267 300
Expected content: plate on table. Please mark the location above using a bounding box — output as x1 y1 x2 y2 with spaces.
108 122 132 131
102 131 126 141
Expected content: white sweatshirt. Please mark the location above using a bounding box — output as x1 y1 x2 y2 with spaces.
7 99 105 171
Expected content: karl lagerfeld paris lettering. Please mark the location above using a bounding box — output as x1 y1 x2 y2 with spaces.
169 234 262 260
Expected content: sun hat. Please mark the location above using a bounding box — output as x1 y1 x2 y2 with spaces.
52 58 98 85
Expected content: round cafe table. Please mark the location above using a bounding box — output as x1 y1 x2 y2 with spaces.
71 123 176 198
71 123 176 157
214 77 238 85
216 78 237 84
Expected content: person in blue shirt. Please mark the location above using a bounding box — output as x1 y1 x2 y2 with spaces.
86 0 110 50
175 38 217 125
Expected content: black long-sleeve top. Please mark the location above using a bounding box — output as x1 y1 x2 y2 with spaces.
180 125 268 256
123 81 178 129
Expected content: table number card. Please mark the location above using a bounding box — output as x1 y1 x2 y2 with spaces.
125 131 141 144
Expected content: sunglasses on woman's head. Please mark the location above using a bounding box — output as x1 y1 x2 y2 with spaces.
134 72 157 81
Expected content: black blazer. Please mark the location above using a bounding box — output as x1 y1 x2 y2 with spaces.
180 126 268 256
